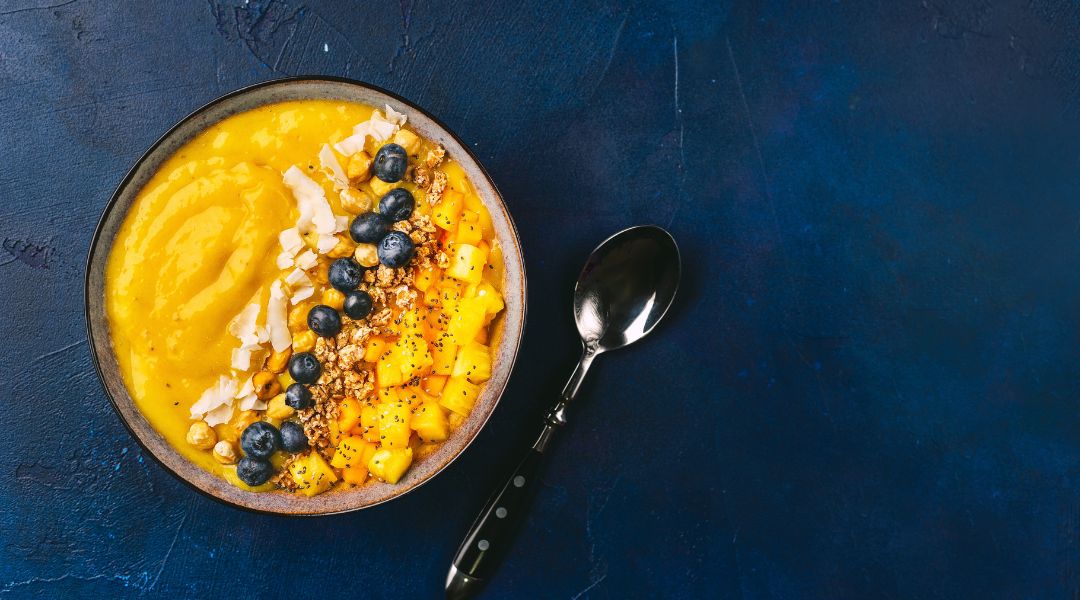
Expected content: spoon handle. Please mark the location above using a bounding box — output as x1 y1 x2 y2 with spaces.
445 442 548 598
446 349 597 599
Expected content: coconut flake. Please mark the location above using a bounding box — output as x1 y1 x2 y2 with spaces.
294 249 318 270
255 326 269 344
333 127 369 155
238 394 267 412
190 376 237 421
235 376 254 400
267 281 291 352
276 250 295 270
285 268 310 287
367 111 397 142
231 347 253 371
204 403 234 427
316 234 339 254
319 144 349 191
279 227 303 255
335 215 349 234
384 104 407 126
283 166 336 235
290 284 315 304
227 303 259 340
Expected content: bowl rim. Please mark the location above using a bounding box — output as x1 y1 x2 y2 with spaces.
84 75 527 516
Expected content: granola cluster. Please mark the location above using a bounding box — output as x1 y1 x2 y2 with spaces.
291 208 444 462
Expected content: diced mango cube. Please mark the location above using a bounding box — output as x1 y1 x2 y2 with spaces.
361 402 380 442
451 342 491 383
440 376 480 417
431 333 458 375
447 243 488 284
432 190 464 230
414 266 440 292
423 374 448 395
337 397 362 433
330 435 369 469
468 281 505 316
368 447 413 484
290 451 338 497
376 353 406 387
411 402 449 442
364 337 387 363
446 297 487 345
456 210 483 246
378 401 412 448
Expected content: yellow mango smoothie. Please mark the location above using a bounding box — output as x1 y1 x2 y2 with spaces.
106 100 505 494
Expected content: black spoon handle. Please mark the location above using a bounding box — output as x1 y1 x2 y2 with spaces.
446 440 548 597
447 350 597 599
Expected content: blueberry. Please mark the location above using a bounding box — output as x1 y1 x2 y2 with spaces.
285 383 312 410
329 257 363 291
279 421 308 453
343 290 374 319
236 456 274 487
377 230 415 268
350 212 391 244
379 188 415 222
288 352 321 384
240 421 280 459
372 143 408 182
307 305 342 337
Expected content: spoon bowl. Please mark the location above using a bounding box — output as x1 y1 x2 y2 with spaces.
574 225 681 353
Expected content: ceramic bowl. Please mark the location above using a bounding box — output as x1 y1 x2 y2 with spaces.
85 77 526 515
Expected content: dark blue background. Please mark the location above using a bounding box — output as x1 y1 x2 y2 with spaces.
2 0 1079 598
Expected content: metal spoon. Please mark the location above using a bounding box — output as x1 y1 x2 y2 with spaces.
446 225 681 599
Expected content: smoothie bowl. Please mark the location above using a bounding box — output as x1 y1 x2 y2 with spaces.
85 78 525 514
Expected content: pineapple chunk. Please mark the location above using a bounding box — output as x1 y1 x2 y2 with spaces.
376 352 406 387
337 397 362 433
330 435 369 469
469 281 505 316
360 402 380 442
431 333 459 375
363 337 387 362
414 266 440 292
446 297 487 345
432 190 464 230
368 447 414 484
378 401 413 448
456 210 483 246
423 374 448 395
447 243 488 284
440 376 480 416
452 342 492 383
411 402 449 442
289 451 338 497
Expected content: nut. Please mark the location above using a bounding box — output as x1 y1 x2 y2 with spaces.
322 288 345 311
233 410 258 435
369 177 396 198
212 440 238 465
354 243 379 267
347 151 372 183
392 129 421 155
327 235 356 259
267 346 292 373
311 262 330 286
266 393 295 420
292 330 317 353
252 370 282 400
186 421 217 450
289 301 315 332
340 187 373 213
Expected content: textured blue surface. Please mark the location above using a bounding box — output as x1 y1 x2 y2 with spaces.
2 0 1080 598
